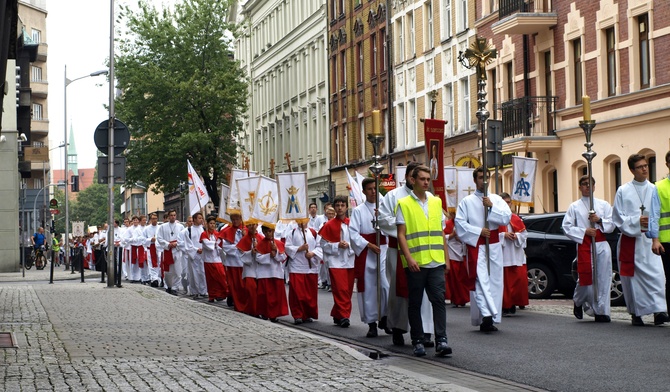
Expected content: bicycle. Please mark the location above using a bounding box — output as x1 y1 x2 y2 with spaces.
28 245 48 270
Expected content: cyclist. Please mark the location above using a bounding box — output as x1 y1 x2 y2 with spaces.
31 227 46 250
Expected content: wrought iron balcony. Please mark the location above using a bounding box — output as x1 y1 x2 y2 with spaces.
496 96 557 139
492 0 557 35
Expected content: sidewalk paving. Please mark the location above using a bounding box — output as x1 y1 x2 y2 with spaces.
0 268 483 392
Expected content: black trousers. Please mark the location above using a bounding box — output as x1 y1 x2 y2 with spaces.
405 264 448 344
661 243 670 311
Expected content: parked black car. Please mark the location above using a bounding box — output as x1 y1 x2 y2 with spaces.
521 212 624 306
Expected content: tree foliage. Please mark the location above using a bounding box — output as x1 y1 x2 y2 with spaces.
115 0 248 207
69 170 123 228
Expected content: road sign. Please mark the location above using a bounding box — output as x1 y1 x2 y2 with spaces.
50 209 59 215
97 156 126 184
49 198 58 208
94 119 130 156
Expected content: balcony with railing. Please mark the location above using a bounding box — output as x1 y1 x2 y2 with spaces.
496 96 561 151
492 0 557 36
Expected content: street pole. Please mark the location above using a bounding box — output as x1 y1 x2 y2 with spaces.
63 66 108 278
107 0 117 288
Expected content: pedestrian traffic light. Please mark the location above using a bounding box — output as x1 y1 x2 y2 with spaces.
71 175 79 192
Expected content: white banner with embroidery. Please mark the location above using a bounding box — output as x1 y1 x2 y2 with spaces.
187 160 210 217
236 176 261 224
218 184 231 224
456 167 476 206
444 166 458 212
227 168 257 215
276 172 308 223
512 156 537 206
395 166 407 189
251 176 280 228
72 221 85 237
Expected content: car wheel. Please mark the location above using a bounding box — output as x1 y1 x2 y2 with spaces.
610 269 625 307
527 263 556 299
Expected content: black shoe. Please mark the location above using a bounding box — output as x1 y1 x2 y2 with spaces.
215 298 225 302
366 323 378 337
227 297 234 307
304 318 314 323
654 312 670 325
480 316 498 332
573 304 584 320
413 343 426 357
632 315 644 326
502 309 511 317
594 315 611 323
378 316 392 334
519 306 526 310
510 305 516 314
208 299 214 303
270 318 279 323
150 280 159 287
339 318 350 328
294 318 303 325
423 333 435 348
435 341 452 357
333 317 341 325
392 330 405 346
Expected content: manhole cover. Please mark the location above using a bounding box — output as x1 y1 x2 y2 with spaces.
0 332 17 348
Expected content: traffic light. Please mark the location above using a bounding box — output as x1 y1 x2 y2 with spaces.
50 219 55 234
71 175 79 192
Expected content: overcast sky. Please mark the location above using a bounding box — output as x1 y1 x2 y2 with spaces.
47 0 175 172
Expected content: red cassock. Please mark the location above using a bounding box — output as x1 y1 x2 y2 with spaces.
199 230 230 301
443 219 470 306
236 233 265 317
219 225 248 313
501 214 529 308
255 238 288 319
318 217 354 320
288 273 318 320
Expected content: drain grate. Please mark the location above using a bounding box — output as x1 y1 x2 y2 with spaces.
0 332 17 348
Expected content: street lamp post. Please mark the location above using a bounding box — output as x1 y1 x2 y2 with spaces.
63 66 108 275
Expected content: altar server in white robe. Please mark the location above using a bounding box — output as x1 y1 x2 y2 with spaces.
562 175 614 322
144 213 162 287
613 154 669 326
455 167 511 331
183 212 207 298
157 209 184 295
349 178 390 338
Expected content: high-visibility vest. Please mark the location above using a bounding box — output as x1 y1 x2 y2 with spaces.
656 178 670 242
397 194 445 267
52 237 60 251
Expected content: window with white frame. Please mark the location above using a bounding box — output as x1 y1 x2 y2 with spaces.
458 0 468 32
605 27 616 97
409 98 417 145
638 13 650 89
31 66 42 82
460 78 470 132
398 103 406 148
31 29 41 44
359 117 365 159
343 123 349 163
444 83 453 137
408 12 415 58
442 0 452 40
32 103 43 120
396 18 405 62
425 1 434 50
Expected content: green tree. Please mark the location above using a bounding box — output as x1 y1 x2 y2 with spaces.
69 169 123 227
115 0 248 207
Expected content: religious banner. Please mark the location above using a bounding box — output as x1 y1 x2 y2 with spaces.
251 176 280 228
276 172 308 223
395 165 407 188
456 167 476 205
227 168 257 215
444 166 458 213
72 221 85 237
424 118 447 210
187 160 210 217
512 156 538 207
217 184 231 224
236 176 261 224
346 168 364 207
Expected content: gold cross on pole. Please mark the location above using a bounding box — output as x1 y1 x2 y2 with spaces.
284 152 292 173
269 158 275 178
462 37 497 80
244 155 250 176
